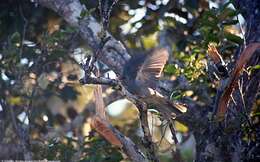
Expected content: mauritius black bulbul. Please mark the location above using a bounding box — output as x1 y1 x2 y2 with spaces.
122 48 187 119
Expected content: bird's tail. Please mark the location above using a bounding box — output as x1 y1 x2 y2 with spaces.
144 89 187 119
169 100 187 113
160 98 187 120
147 95 187 120
151 91 187 113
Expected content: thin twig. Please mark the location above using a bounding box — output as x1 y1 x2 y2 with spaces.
9 5 32 160
245 16 252 43
168 121 179 144
99 0 119 30
9 105 32 160
19 4 28 59
158 123 169 147
237 79 253 128
136 102 160 162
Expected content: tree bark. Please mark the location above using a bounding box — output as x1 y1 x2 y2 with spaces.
194 0 260 161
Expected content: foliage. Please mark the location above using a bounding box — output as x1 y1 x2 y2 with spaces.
0 0 259 162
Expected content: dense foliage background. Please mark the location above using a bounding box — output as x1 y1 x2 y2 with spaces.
0 0 259 161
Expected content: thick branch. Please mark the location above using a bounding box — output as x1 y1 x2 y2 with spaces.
79 76 119 87
38 0 130 75
0 143 24 159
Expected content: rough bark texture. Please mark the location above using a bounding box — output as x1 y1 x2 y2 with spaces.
0 144 24 159
194 1 260 161
39 0 130 76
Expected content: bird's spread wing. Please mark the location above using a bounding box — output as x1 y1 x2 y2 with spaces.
136 48 169 88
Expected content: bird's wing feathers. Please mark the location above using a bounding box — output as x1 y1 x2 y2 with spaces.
136 48 169 88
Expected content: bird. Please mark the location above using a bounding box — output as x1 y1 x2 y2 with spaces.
122 48 187 120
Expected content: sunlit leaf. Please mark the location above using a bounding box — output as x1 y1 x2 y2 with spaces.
224 32 243 44
8 96 22 106
10 32 21 44
175 121 188 133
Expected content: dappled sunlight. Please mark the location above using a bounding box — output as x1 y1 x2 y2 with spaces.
0 0 259 161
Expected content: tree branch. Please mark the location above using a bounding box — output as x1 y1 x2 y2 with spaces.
136 102 159 162
38 0 130 76
36 0 205 142
91 84 148 162
0 143 24 159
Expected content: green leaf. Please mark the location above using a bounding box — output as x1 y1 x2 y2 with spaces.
252 65 260 70
252 112 260 117
222 20 239 25
80 8 95 19
248 65 260 73
224 32 243 44
10 32 21 44
48 49 66 60
218 8 238 20
64 26 77 34
170 91 183 100
164 64 179 75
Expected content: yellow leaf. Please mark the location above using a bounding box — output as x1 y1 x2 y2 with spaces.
175 121 188 133
8 96 22 106
141 33 158 49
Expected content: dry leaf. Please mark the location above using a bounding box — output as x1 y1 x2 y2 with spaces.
91 116 122 148
217 43 260 117
94 85 107 119
91 84 122 147
208 44 223 64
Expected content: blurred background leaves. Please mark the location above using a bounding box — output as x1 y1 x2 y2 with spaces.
0 0 258 162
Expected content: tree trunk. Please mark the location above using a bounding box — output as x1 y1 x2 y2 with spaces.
195 0 260 161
